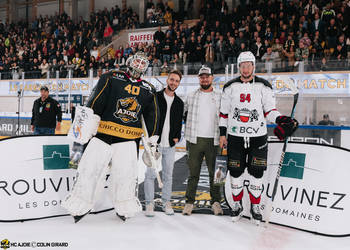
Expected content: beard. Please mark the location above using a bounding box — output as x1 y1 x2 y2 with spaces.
200 83 212 90
241 73 253 80
167 85 177 92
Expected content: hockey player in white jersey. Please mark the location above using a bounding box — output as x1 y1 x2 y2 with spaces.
219 51 298 224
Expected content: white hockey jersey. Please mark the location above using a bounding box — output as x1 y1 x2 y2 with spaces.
219 76 281 138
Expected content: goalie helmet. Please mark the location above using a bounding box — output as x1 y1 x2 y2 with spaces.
125 52 149 79
237 51 255 68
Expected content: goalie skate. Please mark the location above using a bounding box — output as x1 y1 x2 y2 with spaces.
230 201 243 222
73 210 91 223
250 204 262 226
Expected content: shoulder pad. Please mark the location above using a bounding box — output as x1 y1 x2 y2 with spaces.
140 79 156 93
223 76 241 90
255 76 272 89
109 69 128 81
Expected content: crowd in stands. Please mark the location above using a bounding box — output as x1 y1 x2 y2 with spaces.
0 5 139 79
144 0 350 74
0 0 350 79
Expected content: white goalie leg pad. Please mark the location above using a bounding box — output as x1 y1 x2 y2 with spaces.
110 141 142 218
68 106 101 144
224 174 244 210
61 137 113 216
248 175 263 204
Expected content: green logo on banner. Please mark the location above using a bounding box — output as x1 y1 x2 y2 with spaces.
42 145 70 170
280 152 306 179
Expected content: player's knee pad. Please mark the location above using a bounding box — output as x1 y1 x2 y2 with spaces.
110 141 141 217
62 137 113 216
247 156 267 178
248 175 263 204
227 159 244 178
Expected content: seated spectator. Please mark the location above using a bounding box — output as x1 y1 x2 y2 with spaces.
152 57 162 76
90 46 99 60
318 114 334 125
103 22 114 45
282 46 295 72
160 60 170 75
295 40 309 65
114 52 125 68
39 58 50 78
261 47 279 71
164 8 173 25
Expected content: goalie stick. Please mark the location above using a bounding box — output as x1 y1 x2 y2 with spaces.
141 116 163 189
265 77 299 226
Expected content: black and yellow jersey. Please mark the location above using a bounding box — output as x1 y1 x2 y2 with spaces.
86 70 159 144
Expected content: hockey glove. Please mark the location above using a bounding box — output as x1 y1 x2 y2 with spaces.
274 115 299 140
69 142 85 169
142 135 161 168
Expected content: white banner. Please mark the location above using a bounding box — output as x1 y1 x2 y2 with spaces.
128 31 155 47
0 135 151 221
0 73 349 97
238 142 350 236
0 136 113 221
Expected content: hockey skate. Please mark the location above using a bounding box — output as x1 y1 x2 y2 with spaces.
73 210 91 223
250 204 262 226
230 201 243 222
116 213 127 221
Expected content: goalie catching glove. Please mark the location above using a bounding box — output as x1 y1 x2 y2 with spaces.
274 115 299 140
142 135 161 168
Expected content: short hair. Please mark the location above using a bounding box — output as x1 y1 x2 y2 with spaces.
169 69 182 80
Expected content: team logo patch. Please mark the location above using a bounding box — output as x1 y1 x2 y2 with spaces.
114 97 141 123
228 159 240 168
251 157 267 167
232 108 259 123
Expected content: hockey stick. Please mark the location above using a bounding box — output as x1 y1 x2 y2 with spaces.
141 116 163 189
265 77 299 226
153 76 166 91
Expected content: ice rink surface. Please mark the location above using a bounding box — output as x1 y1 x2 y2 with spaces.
2 210 350 250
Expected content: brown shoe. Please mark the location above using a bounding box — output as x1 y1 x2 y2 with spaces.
212 202 223 215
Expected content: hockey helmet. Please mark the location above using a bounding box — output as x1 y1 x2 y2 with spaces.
237 51 255 68
125 52 149 79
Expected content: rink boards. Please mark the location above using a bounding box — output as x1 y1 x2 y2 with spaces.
0 135 349 236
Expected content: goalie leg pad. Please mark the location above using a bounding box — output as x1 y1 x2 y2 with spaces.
110 141 142 218
248 175 263 204
61 137 113 216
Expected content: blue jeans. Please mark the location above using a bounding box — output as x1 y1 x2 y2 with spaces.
144 146 175 204
34 127 55 135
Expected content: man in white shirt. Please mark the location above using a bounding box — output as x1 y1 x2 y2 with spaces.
182 66 223 216
144 70 184 217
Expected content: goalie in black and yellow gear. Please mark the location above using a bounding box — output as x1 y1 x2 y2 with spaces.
62 52 159 223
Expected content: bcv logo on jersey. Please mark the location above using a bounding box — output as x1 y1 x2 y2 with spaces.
231 126 260 134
